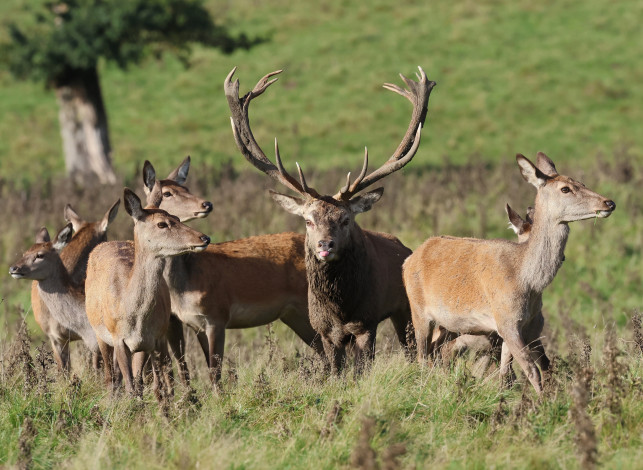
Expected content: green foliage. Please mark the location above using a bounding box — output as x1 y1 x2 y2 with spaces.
1 0 255 84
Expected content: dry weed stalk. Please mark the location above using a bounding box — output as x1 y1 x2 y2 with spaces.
34 342 55 396
350 417 407 470
569 356 598 469
601 325 626 418
17 417 36 470
7 320 36 394
320 400 343 439
632 311 643 355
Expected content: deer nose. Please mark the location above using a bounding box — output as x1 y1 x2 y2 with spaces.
200 235 211 245
9 266 18 275
605 200 616 211
202 201 213 212
317 240 334 250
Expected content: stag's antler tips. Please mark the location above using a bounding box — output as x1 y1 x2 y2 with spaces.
225 67 238 84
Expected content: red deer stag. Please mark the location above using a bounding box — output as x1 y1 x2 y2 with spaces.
139 160 324 387
403 153 615 393
85 187 210 395
225 67 435 373
10 201 119 371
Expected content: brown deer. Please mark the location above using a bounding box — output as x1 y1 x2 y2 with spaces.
403 153 615 393
437 205 537 376
140 160 323 386
140 157 214 384
10 224 101 363
30 202 120 371
225 67 436 373
84 187 210 395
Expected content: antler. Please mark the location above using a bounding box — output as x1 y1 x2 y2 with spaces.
224 67 319 198
334 67 436 200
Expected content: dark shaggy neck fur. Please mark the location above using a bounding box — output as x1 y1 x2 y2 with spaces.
305 228 372 323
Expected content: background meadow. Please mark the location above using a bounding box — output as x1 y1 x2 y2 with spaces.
0 0 641 468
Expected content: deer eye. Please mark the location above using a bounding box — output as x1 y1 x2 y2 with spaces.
305 220 314 228
561 187 571 194
163 192 172 198
157 222 168 229
35 253 44 259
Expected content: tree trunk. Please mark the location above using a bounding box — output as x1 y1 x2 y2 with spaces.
55 68 117 185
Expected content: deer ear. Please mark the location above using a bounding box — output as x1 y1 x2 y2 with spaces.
64 204 84 233
124 188 146 220
505 203 525 235
53 223 73 251
536 152 558 176
526 206 535 225
142 161 156 194
269 190 306 217
349 187 384 214
99 199 121 232
35 227 50 244
167 156 190 185
516 154 549 188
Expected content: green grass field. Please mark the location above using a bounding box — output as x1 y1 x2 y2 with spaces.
0 0 642 468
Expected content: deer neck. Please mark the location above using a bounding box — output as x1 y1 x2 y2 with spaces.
519 210 569 293
163 253 190 292
305 225 371 317
123 233 167 314
36 256 93 345
37 256 78 297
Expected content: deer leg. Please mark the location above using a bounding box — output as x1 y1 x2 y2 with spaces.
205 323 226 387
389 310 416 360
498 341 516 387
97 338 115 390
321 335 345 375
49 336 70 373
524 314 550 373
132 352 148 396
114 339 135 396
279 310 325 358
92 350 102 371
414 319 435 366
166 314 190 386
196 330 210 363
499 329 542 394
354 329 376 376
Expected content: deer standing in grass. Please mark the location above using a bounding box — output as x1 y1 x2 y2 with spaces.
84 186 210 395
141 156 214 384
403 153 615 393
225 67 435 373
10 201 119 371
436 205 538 375
140 160 322 387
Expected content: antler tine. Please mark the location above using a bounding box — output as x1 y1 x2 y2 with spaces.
225 67 311 197
335 67 435 200
336 147 369 199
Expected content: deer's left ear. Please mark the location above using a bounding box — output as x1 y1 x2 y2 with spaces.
517 154 549 188
53 223 73 251
349 187 384 214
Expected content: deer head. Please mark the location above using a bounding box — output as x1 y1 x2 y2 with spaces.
225 67 435 262
142 157 213 222
9 224 73 280
124 188 210 258
516 152 615 224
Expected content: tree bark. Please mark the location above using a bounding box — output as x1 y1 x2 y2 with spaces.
55 68 117 185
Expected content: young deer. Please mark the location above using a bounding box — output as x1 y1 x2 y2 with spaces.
10 224 101 363
84 187 210 395
437 205 536 373
225 67 436 373
140 160 322 386
403 153 615 393
26 202 119 371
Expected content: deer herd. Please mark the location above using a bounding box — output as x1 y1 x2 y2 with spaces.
8 67 616 399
